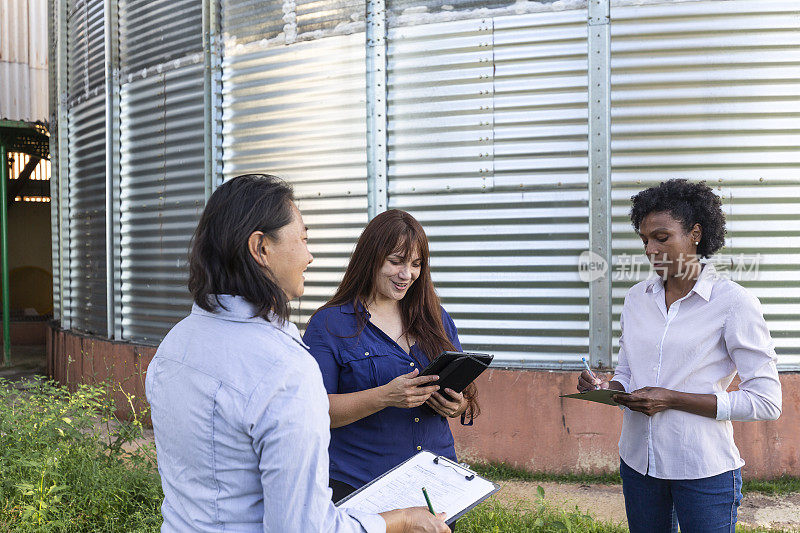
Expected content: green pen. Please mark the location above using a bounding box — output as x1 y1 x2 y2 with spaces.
421 487 435 515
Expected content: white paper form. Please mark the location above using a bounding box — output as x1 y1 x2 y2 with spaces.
337 451 498 520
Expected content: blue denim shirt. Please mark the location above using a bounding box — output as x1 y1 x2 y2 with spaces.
145 295 385 532
303 302 461 489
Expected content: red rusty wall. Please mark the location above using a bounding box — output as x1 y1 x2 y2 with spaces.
47 326 153 421
449 369 800 479
49 325 799 480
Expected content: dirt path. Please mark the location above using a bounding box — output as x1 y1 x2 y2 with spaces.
494 480 800 531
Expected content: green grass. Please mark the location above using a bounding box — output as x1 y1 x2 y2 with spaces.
472 461 800 496
472 461 623 486
459 500 795 533
459 498 627 533
1 378 796 532
0 377 162 532
742 476 800 495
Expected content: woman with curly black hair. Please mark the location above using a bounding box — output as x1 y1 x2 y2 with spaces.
577 179 782 533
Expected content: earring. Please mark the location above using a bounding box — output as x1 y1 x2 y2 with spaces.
694 241 699 245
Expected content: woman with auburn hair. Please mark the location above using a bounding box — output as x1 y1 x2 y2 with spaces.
304 209 479 507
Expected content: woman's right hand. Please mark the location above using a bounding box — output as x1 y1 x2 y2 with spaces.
381 368 440 409
577 370 608 392
380 507 449 533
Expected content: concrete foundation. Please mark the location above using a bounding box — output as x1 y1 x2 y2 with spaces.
47 325 799 479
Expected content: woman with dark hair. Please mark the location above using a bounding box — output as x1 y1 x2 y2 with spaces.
577 179 782 533
146 175 449 533
303 209 479 507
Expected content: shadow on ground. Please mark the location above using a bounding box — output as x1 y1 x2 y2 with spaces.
0 345 46 382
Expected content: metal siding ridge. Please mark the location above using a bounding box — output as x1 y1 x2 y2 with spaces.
221 30 368 326
119 61 205 342
609 0 800 370
0 0 49 122
67 93 108 335
387 10 591 368
119 0 203 76
49 0 61 320
103 0 119 338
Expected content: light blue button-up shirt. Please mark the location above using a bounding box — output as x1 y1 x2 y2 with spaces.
145 295 385 532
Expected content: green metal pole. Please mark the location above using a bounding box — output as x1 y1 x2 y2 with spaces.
0 141 10 366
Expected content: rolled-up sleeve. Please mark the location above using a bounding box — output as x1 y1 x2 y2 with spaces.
611 306 631 393
246 366 385 533
718 291 782 422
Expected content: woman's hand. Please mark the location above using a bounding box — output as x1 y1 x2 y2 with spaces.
380 507 449 533
425 389 467 418
577 370 609 392
613 387 675 416
381 369 440 409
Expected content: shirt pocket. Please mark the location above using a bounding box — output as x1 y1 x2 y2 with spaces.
338 349 386 392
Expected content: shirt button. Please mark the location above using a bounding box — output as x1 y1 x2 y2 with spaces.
410 362 415 367
416 446 422 451
364 352 369 356
414 418 420 423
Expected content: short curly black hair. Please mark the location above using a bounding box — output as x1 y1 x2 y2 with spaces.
630 179 726 258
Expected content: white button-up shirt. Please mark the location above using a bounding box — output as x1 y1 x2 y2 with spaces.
612 263 782 480
146 295 385 532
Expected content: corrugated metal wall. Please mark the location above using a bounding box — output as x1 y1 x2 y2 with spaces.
221 26 368 326
117 0 204 342
64 0 106 333
387 12 591 368
609 0 800 371
52 0 800 369
48 0 60 320
0 0 49 122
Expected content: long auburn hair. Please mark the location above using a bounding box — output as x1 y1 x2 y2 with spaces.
319 209 479 418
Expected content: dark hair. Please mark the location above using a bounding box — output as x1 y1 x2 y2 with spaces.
629 179 726 258
188 174 295 322
317 209 480 419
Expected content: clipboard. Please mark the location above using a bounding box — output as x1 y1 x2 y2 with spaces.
336 450 500 525
419 351 493 399
560 389 630 406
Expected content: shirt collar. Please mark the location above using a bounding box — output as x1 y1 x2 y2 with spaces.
644 261 716 302
339 300 369 317
191 294 309 348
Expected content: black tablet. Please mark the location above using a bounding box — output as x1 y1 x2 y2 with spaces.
419 351 494 398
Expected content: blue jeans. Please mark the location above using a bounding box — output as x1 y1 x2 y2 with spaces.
620 459 742 533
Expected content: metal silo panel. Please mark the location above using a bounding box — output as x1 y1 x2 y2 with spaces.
222 0 366 47
119 0 202 76
118 62 205 342
387 11 590 368
387 0 517 27
114 0 205 342
49 0 61 320
221 32 368 328
295 0 365 35
0 0 49 122
62 0 106 333
66 0 105 104
609 0 800 370
66 95 107 334
221 0 285 46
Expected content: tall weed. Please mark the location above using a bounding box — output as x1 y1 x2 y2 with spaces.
0 377 162 532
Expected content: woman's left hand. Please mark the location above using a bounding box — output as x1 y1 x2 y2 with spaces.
425 389 467 418
614 387 675 416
